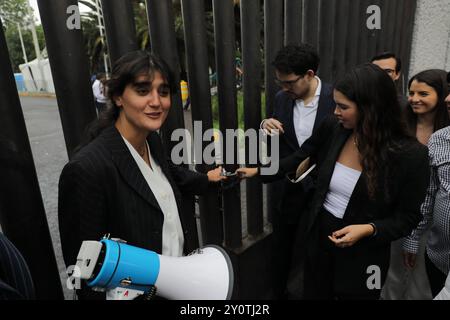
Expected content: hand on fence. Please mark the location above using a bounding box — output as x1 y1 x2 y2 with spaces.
207 166 228 182
262 118 284 135
235 167 258 179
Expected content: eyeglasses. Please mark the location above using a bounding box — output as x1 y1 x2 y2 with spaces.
274 75 303 88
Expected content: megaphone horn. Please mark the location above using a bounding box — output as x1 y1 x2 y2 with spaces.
75 238 234 300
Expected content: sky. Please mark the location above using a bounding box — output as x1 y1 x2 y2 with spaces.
28 0 91 25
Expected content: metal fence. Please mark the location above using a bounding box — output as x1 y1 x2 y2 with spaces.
0 0 417 299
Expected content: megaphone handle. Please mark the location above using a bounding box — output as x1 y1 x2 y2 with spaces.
135 285 157 300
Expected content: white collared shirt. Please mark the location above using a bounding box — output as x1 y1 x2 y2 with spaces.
122 136 184 257
293 76 322 147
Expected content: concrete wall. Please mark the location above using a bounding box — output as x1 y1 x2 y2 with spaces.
409 0 450 77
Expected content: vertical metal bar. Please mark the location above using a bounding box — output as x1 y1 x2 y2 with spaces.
284 0 302 46
384 0 397 53
100 0 138 66
181 0 223 246
241 0 263 237
334 0 350 80
345 0 360 69
392 0 405 59
264 0 284 127
302 0 319 48
264 0 283 117
264 0 283 225
399 0 417 94
95 0 109 74
0 19 63 300
317 0 336 82
357 1 370 65
376 0 389 53
212 0 242 249
37 0 97 159
145 0 184 151
17 24 29 64
366 0 381 62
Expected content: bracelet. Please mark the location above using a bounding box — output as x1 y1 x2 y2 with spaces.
369 223 378 237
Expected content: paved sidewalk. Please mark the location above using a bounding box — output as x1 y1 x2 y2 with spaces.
19 95 71 299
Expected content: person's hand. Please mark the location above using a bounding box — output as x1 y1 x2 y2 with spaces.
207 166 227 182
328 224 375 248
262 118 284 134
235 167 258 179
403 251 417 269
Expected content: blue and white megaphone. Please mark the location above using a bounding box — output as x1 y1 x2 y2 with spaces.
75 237 234 300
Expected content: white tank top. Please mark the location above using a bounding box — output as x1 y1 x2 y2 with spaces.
323 162 362 219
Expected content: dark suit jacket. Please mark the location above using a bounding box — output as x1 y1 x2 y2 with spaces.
269 82 335 223
0 233 35 300
261 117 430 297
58 126 210 271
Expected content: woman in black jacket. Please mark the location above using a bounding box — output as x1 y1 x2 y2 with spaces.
238 63 430 299
58 51 225 299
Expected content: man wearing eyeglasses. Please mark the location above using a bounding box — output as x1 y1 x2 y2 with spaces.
261 44 335 299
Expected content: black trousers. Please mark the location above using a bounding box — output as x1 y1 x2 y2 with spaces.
302 208 383 300
271 218 299 299
425 252 447 298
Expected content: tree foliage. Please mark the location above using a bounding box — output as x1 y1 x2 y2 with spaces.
4 24 45 72
3 0 251 78
0 0 29 26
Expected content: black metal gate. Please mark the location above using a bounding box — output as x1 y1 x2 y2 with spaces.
0 0 417 299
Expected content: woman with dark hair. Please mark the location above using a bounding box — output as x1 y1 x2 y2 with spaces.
402 71 450 297
58 51 225 300
237 63 430 300
404 69 450 143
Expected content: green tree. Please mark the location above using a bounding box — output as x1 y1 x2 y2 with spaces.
4 23 45 72
1 0 45 72
0 0 29 28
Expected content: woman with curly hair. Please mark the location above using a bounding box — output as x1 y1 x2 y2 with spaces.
237 63 430 299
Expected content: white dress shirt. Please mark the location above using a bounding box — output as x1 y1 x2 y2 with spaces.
92 79 107 103
122 136 184 257
293 77 322 147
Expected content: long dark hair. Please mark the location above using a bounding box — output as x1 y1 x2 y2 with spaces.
334 63 411 199
405 69 450 133
76 51 176 152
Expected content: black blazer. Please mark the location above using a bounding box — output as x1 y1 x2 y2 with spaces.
261 117 430 296
269 82 335 222
272 82 335 158
58 126 210 270
0 233 35 300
